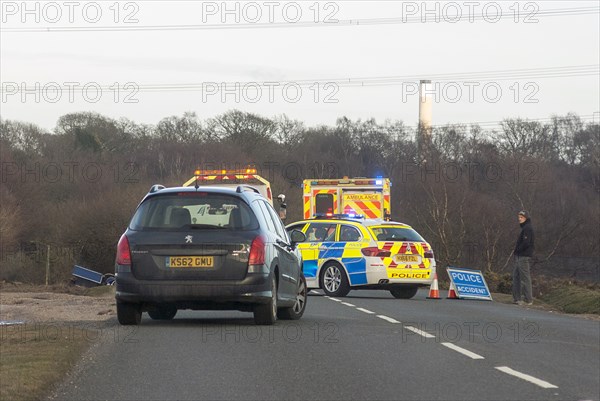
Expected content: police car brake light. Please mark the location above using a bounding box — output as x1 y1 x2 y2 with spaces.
361 247 391 257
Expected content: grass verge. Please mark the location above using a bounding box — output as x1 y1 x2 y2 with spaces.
0 324 92 401
540 285 600 314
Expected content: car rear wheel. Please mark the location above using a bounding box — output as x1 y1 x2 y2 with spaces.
389 286 419 299
320 262 350 297
254 274 277 325
117 302 142 325
278 275 307 320
148 304 177 320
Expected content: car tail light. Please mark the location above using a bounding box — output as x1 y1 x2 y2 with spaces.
116 234 131 265
248 235 266 265
361 247 391 257
424 250 434 259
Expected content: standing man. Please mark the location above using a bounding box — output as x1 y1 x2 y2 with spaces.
513 210 535 305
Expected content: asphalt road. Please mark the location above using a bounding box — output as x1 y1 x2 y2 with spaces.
49 289 599 401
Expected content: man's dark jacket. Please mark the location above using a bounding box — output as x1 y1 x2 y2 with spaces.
515 219 535 257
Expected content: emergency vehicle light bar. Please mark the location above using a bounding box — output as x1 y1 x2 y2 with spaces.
313 213 364 219
194 168 257 176
309 178 382 186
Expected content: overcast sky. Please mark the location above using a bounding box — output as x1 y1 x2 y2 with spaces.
1 0 599 131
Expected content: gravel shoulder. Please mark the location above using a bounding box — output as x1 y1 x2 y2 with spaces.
0 284 116 324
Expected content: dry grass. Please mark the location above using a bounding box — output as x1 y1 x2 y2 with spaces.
540 285 600 314
1 282 88 295
0 324 92 401
0 282 115 297
0 283 115 400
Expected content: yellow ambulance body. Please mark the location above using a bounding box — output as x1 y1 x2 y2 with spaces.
302 177 391 220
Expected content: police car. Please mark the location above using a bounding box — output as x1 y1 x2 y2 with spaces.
286 215 436 299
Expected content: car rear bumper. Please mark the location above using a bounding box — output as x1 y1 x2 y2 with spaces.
366 262 435 286
115 270 272 305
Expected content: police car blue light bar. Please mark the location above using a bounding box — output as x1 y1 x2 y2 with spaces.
313 213 364 219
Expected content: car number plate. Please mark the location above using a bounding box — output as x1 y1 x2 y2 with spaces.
167 256 214 268
395 255 420 263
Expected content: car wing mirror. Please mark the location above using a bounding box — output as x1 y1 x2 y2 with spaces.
289 230 306 247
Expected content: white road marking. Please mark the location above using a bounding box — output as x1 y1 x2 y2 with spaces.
376 315 401 324
441 342 485 359
405 326 436 338
495 366 559 389
324 296 559 391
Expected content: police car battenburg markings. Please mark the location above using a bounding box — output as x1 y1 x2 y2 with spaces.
446 267 493 301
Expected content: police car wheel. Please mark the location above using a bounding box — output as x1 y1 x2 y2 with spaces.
320 263 350 297
389 286 419 299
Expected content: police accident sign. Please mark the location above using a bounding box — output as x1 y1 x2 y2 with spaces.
447 267 493 301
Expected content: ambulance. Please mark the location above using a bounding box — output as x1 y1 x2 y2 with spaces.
302 177 392 220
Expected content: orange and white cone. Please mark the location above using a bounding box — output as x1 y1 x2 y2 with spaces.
447 281 459 299
427 273 440 299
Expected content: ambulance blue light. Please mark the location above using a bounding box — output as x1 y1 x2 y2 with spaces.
375 177 383 185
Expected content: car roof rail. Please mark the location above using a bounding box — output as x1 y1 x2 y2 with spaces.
236 185 261 195
149 184 166 193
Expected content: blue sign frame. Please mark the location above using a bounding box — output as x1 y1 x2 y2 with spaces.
447 267 493 301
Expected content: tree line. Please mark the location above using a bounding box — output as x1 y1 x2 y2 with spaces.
0 110 598 287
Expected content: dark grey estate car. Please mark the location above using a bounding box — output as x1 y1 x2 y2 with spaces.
115 185 307 325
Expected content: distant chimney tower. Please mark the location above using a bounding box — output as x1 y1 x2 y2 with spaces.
418 79 432 161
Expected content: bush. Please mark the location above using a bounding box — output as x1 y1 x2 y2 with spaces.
484 272 512 294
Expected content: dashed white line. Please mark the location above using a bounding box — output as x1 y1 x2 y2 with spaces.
495 366 559 389
404 326 435 338
441 342 485 359
376 315 401 324
324 296 559 391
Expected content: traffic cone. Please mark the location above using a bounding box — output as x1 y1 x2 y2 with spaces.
447 281 459 299
427 273 440 299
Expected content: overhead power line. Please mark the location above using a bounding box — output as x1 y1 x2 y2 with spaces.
2 6 598 32
3 65 597 93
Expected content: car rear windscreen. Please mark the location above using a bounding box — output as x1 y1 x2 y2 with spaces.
370 226 425 242
129 193 259 230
